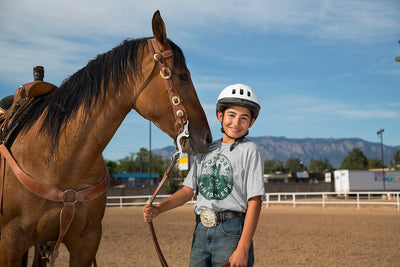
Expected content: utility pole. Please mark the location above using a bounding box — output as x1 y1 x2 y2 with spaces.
377 129 385 191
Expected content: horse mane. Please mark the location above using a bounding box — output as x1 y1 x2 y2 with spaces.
21 37 186 150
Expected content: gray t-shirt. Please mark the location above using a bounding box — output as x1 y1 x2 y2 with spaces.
183 139 265 214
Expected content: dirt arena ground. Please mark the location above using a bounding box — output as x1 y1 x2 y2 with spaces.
28 204 399 266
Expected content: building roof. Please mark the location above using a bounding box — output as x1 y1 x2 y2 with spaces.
112 173 158 178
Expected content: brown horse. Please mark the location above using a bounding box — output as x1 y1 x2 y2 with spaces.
0 10 211 267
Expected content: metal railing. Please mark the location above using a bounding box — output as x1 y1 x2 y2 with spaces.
106 195 196 207
107 192 400 210
264 192 400 210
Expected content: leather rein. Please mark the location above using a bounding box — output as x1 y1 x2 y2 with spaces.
133 38 190 267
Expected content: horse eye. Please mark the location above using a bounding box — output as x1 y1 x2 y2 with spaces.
179 73 189 82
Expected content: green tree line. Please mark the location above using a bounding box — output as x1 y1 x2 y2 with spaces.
105 148 400 183
263 148 400 173
105 148 188 193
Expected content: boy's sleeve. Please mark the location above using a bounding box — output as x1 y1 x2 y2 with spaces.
246 145 265 200
182 154 201 193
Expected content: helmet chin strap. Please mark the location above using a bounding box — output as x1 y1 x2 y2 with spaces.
220 126 248 151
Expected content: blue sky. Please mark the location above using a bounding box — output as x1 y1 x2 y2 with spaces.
0 0 399 161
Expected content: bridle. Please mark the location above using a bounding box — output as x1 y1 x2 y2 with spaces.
133 38 191 267
132 38 189 143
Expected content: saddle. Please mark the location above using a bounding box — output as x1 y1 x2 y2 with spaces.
0 81 58 144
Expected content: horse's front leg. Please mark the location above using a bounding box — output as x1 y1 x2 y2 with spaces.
65 223 103 267
0 225 32 267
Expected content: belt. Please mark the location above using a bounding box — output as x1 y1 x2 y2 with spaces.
196 210 245 225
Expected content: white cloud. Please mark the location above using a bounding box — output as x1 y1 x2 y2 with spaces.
265 94 400 122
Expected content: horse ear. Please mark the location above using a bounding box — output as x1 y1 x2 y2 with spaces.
152 10 168 47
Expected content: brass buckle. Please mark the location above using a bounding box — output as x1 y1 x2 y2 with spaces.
160 67 172 79
200 209 217 228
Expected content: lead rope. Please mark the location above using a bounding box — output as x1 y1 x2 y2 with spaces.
148 123 189 267
147 154 179 267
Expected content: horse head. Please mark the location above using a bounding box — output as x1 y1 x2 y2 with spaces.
132 11 212 155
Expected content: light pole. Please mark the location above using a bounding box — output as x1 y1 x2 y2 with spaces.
396 40 400 62
377 129 385 191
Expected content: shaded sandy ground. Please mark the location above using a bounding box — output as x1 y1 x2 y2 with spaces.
28 204 400 266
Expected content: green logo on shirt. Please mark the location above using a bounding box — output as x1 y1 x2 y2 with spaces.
199 153 233 200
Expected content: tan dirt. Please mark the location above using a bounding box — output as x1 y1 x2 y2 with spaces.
28 204 400 266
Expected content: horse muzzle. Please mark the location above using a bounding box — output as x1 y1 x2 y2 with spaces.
175 121 212 155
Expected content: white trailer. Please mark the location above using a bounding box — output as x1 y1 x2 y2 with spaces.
334 170 400 193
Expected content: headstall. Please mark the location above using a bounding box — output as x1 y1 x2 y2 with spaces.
132 38 189 136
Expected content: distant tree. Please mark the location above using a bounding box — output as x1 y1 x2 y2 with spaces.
107 148 187 193
105 160 118 175
340 148 368 170
394 150 400 166
105 160 118 185
163 177 181 194
264 159 285 173
116 152 137 173
161 158 186 194
322 158 333 171
285 158 306 172
367 158 384 169
309 158 333 172
134 148 150 173
114 148 166 177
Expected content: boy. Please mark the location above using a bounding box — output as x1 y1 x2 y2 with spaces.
144 84 264 267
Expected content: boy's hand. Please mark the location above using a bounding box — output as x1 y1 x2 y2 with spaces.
143 205 161 223
228 246 248 267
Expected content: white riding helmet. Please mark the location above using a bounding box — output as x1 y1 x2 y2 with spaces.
216 84 261 119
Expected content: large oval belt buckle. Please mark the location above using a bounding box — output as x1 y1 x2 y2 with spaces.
200 209 217 228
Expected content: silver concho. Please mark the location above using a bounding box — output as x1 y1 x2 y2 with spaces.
200 209 217 228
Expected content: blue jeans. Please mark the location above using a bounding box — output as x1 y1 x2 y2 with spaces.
189 216 254 267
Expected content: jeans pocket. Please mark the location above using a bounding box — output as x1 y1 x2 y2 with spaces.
194 220 202 234
220 217 243 237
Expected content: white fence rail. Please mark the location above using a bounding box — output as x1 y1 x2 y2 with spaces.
265 192 400 210
106 195 196 207
107 192 400 210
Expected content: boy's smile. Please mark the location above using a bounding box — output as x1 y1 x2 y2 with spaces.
217 106 255 143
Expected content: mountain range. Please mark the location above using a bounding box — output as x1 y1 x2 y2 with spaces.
153 136 400 168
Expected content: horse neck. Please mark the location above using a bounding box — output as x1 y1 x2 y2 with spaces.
11 55 153 186
61 53 154 166
62 87 133 165
11 86 133 187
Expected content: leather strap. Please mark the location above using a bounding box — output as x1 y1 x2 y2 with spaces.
148 38 187 127
132 38 188 129
49 202 75 265
0 144 110 202
132 62 157 109
0 144 110 266
0 150 5 214
147 154 180 267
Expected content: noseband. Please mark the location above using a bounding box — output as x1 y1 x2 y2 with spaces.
132 38 189 152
